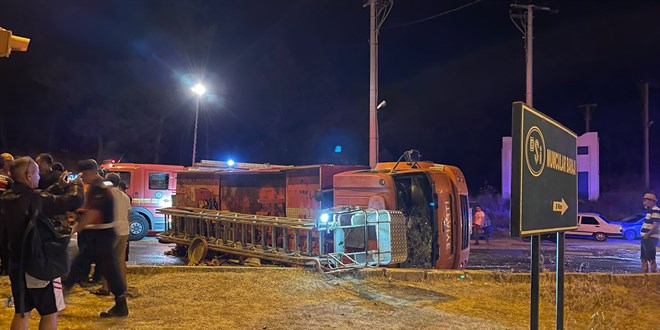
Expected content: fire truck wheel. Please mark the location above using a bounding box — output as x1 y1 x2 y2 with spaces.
129 214 149 241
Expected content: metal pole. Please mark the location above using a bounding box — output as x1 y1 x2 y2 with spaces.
192 97 200 166
643 82 650 190
369 0 378 168
578 104 597 133
527 8 539 329
586 108 591 132
556 232 565 330
526 6 533 106
531 235 540 330
205 117 209 160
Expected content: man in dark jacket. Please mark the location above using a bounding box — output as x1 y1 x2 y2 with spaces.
0 156 83 330
36 153 63 190
72 159 129 318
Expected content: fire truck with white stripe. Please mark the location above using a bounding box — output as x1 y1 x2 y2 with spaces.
100 161 185 241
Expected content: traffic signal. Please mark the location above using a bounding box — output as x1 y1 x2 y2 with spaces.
0 28 30 57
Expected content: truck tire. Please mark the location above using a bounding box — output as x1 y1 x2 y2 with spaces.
129 213 149 241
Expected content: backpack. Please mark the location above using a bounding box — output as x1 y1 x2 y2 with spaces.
20 191 71 281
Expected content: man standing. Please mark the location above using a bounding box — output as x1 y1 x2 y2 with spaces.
74 159 128 317
0 157 83 330
36 153 63 190
641 193 660 273
473 206 485 245
93 173 131 296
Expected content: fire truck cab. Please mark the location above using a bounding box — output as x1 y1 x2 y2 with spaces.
100 162 185 240
332 159 471 269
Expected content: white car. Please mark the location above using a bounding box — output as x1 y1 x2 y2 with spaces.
566 213 623 241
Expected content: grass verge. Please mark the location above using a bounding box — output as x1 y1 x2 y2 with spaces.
1 269 657 329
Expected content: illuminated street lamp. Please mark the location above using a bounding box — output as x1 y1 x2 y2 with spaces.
191 83 206 165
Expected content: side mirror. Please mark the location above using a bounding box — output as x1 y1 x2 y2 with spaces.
404 149 421 163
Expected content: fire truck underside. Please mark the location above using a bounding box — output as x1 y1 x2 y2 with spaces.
157 206 408 272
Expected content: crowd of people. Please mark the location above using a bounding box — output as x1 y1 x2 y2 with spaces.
0 153 132 329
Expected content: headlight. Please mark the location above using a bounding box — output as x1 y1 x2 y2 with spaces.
320 213 330 223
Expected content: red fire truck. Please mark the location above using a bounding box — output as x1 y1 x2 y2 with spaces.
100 161 185 240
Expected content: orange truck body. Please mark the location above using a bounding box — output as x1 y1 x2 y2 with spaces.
170 161 471 269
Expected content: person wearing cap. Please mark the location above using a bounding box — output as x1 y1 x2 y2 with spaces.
92 173 131 296
68 159 128 317
1 152 13 176
641 193 660 273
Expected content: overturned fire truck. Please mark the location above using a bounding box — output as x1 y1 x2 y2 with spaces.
157 150 471 271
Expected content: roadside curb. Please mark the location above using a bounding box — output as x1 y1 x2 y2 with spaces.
126 265 298 275
126 265 660 287
366 268 660 287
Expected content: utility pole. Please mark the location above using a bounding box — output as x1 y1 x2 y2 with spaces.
578 103 597 133
510 4 555 330
367 0 392 168
369 0 378 168
525 6 533 106
643 82 650 190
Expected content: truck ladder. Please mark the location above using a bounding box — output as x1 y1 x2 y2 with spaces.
157 206 407 272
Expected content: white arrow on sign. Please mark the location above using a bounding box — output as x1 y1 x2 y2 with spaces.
552 198 568 215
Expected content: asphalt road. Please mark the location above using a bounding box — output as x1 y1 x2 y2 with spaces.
467 235 648 274
68 235 653 273
67 236 185 267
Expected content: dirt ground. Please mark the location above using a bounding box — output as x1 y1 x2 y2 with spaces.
1 269 657 329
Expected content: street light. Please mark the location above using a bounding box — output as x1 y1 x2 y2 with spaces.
191 83 206 165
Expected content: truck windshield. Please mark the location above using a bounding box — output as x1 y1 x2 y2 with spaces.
112 171 131 188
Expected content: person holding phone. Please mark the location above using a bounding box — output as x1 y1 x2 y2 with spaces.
36 153 62 190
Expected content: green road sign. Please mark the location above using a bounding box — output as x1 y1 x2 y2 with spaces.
511 102 578 236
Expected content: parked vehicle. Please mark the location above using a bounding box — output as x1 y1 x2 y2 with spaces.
610 214 645 240
566 213 623 241
100 161 185 241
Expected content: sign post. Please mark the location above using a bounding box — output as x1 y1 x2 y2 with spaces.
511 102 577 329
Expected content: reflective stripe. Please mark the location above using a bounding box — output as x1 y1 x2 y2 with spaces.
53 278 65 312
85 223 115 230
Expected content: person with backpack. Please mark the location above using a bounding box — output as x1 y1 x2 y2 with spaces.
0 156 83 330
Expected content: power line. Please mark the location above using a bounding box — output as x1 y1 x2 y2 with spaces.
386 0 482 29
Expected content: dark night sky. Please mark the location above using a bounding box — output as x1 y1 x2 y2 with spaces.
1 0 659 192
